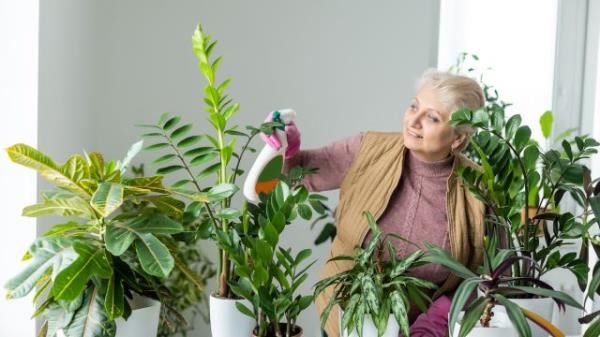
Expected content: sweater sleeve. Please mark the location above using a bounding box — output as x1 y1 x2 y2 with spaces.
283 132 364 192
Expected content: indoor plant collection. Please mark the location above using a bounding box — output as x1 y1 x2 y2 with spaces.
6 24 600 337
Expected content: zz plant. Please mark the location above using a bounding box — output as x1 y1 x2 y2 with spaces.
314 211 437 337
222 181 317 337
4 142 192 337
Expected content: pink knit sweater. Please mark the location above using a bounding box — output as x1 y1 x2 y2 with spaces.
284 132 452 283
284 132 454 336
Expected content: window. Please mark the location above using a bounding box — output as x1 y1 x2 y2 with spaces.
437 0 558 143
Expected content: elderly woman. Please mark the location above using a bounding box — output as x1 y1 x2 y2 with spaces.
261 69 486 337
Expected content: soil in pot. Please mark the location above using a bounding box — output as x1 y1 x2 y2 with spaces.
252 323 303 337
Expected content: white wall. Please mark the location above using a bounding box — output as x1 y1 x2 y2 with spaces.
0 1 39 336
36 1 441 336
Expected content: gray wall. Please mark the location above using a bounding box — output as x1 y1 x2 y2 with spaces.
38 1 441 336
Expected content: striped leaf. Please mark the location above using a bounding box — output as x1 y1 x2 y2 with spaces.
62 285 115 337
7 144 90 197
51 243 112 301
390 290 409 337
90 182 124 218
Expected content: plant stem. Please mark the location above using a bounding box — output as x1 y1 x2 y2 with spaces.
480 298 495 327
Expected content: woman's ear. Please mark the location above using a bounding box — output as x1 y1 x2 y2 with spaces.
451 132 467 152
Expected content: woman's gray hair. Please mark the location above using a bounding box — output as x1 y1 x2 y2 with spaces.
416 68 485 151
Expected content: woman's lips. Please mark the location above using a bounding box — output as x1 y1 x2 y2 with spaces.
407 130 423 139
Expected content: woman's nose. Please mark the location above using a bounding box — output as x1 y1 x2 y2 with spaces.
409 111 423 128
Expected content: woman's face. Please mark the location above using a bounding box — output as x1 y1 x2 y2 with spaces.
403 86 464 162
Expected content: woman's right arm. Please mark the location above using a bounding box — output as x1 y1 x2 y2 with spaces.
283 132 364 192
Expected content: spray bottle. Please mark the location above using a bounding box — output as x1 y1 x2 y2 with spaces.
243 109 296 203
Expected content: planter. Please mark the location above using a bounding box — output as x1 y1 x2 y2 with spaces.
209 293 255 337
252 323 303 337
56 294 161 337
511 296 554 337
115 295 161 337
452 309 518 337
339 310 399 337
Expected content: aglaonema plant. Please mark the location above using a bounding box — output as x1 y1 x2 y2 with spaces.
4 142 192 337
314 211 437 337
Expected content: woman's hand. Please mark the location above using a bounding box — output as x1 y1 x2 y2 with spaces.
400 295 451 337
259 110 301 159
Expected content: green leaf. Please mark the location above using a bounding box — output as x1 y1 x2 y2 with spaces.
390 291 409 337
539 111 553 139
494 294 531 337
151 153 176 165
505 114 522 140
424 242 478 279
190 152 218 167
215 208 242 220
235 302 255 319
6 144 90 197
511 286 583 309
144 143 169 151
105 222 136 256
90 182 124 218
458 297 488 337
23 196 95 219
135 233 174 277
130 214 184 235
52 243 112 301
183 146 215 158
297 204 313 220
145 195 185 217
62 285 115 337
449 278 481 335
514 126 532 152
156 165 184 175
171 124 192 140
163 116 181 130
104 274 124 320
584 318 600 337
177 135 202 148
119 140 143 174
5 237 76 299
197 162 220 180
523 145 539 171
361 275 379 314
208 183 239 202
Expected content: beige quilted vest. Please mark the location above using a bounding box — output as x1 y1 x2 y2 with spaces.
315 131 486 337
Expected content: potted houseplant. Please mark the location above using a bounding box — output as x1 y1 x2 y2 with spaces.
425 240 583 337
314 211 438 337
139 24 328 337
4 142 192 337
447 103 598 332
220 180 317 337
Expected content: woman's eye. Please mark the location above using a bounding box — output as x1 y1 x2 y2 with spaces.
428 114 439 122
410 104 418 111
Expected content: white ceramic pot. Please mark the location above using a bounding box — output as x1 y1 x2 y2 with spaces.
452 309 518 337
209 293 255 337
511 297 554 337
339 310 399 337
115 295 161 337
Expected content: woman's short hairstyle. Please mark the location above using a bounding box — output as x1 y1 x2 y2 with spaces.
416 68 485 151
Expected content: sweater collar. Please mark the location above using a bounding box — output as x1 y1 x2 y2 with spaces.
405 150 454 177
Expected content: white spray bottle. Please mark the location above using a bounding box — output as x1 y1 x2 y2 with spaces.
243 109 296 203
